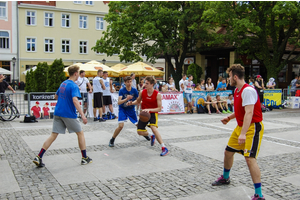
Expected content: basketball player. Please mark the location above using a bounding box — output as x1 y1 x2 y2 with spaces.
109 76 150 147
128 76 169 156
212 64 265 200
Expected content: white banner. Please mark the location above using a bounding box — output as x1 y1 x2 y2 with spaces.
159 92 185 114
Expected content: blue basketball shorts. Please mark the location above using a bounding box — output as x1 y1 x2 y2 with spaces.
118 107 138 125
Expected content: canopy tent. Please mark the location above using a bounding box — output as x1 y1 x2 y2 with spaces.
111 63 126 71
64 61 119 77
22 66 37 75
118 62 165 77
0 67 13 75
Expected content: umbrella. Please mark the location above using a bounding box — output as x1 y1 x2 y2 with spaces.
0 68 13 75
22 66 37 75
111 63 126 71
118 62 165 77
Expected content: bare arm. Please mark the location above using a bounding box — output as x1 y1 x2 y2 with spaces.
238 104 254 144
73 97 87 124
130 91 142 105
87 82 92 93
181 82 184 91
261 80 265 90
7 85 15 93
110 81 114 93
100 79 106 90
254 81 262 89
118 95 132 105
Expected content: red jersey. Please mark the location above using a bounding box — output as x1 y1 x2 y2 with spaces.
43 107 50 116
31 106 41 119
141 89 158 113
234 83 263 126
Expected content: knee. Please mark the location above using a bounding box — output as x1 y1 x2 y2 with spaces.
137 131 145 135
245 157 255 166
119 123 124 129
224 150 234 158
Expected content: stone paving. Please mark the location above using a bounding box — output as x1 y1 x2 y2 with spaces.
0 109 300 200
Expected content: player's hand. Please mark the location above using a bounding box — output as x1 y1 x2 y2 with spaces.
89 90 92 93
238 134 246 145
126 95 133 100
82 116 88 124
126 101 133 106
142 109 151 113
221 117 230 125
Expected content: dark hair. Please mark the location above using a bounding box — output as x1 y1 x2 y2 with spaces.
68 65 80 76
206 77 212 86
196 83 200 87
226 64 245 80
145 76 155 85
228 94 233 97
188 74 193 78
124 76 132 82
103 71 108 74
79 70 85 74
97 69 103 74
216 95 220 98
130 73 135 77
200 79 204 84
222 78 226 81
182 74 186 77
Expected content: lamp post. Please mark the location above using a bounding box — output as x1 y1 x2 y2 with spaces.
102 59 106 65
11 57 16 90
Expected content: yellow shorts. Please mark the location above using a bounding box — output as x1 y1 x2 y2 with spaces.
226 122 264 158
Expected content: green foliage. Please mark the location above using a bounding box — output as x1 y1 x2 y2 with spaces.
203 1 300 81
186 63 203 84
92 1 212 89
25 69 34 93
33 62 48 92
233 58 244 66
46 59 66 92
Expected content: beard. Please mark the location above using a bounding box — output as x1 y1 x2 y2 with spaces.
230 79 237 87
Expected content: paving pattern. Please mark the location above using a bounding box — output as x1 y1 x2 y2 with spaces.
0 109 300 200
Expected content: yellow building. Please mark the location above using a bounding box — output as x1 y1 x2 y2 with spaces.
18 1 122 82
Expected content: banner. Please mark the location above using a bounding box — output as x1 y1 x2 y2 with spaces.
263 89 282 106
159 92 185 114
191 90 233 107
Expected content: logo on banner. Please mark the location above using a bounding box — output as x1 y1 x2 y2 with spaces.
162 94 179 100
167 101 184 112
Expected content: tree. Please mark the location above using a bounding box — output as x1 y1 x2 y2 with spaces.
33 62 48 92
92 1 211 89
186 63 203 84
203 1 300 81
25 69 34 93
46 59 66 92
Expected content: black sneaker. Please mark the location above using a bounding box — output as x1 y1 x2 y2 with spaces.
187 110 190 114
109 140 114 147
212 175 230 186
81 156 93 165
144 136 151 141
190 109 193 114
94 117 98 121
33 156 45 168
99 118 106 122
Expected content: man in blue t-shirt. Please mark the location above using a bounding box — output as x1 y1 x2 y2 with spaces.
33 65 92 168
216 78 227 91
109 76 149 147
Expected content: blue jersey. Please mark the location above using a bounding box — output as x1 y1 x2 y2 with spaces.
216 82 227 90
54 80 81 118
119 87 139 110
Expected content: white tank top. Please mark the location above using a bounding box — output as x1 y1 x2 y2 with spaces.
93 76 103 93
102 77 111 96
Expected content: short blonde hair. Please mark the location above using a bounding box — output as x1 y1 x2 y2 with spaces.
68 65 80 76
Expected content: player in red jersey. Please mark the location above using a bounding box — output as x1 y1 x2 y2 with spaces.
128 76 169 156
212 64 265 200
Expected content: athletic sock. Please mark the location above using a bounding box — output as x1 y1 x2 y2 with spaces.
38 148 46 158
110 137 115 143
254 183 263 197
81 150 87 158
148 132 154 137
223 168 230 179
161 143 166 148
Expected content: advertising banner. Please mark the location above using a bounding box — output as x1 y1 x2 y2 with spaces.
190 90 233 107
159 92 185 114
263 89 282 106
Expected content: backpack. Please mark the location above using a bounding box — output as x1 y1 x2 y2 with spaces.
197 104 205 114
23 115 38 123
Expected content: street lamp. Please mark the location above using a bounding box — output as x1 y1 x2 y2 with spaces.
102 59 106 65
11 57 16 90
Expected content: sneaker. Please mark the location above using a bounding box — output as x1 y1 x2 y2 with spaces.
190 109 193 114
160 147 169 156
216 110 221 114
33 156 45 168
226 110 232 113
81 156 93 165
102 114 108 120
94 117 98 121
151 134 156 146
222 110 227 114
111 113 116 119
212 175 230 186
187 110 190 114
109 140 114 147
208 111 211 115
99 118 106 122
251 194 265 200
144 136 151 141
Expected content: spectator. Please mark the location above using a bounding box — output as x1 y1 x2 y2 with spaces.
254 75 265 109
184 74 194 114
204 95 218 115
227 94 234 112
130 73 137 89
266 77 276 89
167 77 177 91
216 78 227 91
138 78 145 91
0 74 15 95
179 74 187 92
295 76 300 96
217 76 223 85
200 79 205 90
194 83 202 91
161 82 169 93
154 78 159 91
249 77 254 86
216 95 232 113
75 70 93 116
205 77 214 91
226 78 236 94
290 75 298 96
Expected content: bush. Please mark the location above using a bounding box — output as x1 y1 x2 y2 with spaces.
186 63 203 84
25 69 34 93
33 62 48 92
46 58 66 92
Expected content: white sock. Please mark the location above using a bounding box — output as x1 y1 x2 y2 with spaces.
161 143 165 148
148 132 154 137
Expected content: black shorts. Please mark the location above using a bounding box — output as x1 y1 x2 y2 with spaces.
258 93 264 103
103 96 112 105
93 92 103 108
205 104 216 113
137 113 158 131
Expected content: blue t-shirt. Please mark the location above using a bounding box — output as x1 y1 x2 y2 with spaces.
54 80 81 118
216 82 227 90
119 87 139 110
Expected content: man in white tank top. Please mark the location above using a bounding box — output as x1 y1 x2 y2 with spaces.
75 70 92 116
102 71 116 119
92 70 106 122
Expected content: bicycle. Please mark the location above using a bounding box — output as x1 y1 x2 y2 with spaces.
0 94 20 121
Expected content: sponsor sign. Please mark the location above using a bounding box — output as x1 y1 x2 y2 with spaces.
159 92 185 114
263 89 282 106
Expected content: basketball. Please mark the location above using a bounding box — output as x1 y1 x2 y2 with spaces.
139 111 151 122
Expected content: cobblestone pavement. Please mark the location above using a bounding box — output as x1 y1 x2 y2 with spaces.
0 109 300 200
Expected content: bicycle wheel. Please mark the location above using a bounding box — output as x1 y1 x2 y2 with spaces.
0 104 13 121
9 104 20 121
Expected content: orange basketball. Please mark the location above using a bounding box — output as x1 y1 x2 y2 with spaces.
139 111 151 122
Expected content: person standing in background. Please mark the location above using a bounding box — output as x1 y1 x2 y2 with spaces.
290 75 298 96
93 70 106 122
75 70 92 116
179 74 187 92
254 75 265 110
131 73 137 89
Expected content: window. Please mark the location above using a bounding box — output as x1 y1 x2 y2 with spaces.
79 15 87 29
85 1 93 5
45 12 54 27
0 31 9 49
26 11 36 25
45 39 54 53
74 1 82 4
79 41 87 54
62 40 70 53
26 38 36 52
96 17 104 30
0 2 6 18
95 41 104 55
62 14 70 28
